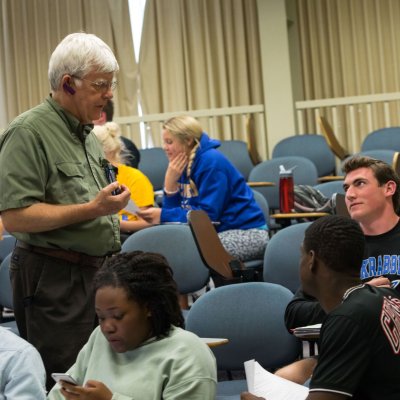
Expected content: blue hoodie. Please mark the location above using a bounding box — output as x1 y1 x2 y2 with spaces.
161 133 266 232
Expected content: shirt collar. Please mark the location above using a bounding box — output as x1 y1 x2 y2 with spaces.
342 283 364 301
46 95 93 141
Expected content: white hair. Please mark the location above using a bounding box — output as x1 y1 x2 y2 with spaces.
48 32 119 90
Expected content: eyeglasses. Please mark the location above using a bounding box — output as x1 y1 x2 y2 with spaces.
72 76 117 92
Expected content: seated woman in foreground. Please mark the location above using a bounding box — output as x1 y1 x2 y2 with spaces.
93 122 154 236
139 115 269 261
47 251 217 399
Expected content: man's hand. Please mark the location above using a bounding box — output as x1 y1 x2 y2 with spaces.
91 183 130 217
59 380 112 399
240 392 265 400
137 207 162 225
365 276 391 288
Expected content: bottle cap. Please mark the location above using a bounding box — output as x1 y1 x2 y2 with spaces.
279 164 297 174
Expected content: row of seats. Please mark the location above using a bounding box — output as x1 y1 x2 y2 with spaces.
119 219 309 296
272 126 400 175
138 126 400 193
208 128 400 181
136 138 325 193
137 128 400 222
138 143 324 213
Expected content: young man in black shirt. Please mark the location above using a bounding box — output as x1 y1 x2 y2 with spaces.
285 155 400 331
242 215 400 400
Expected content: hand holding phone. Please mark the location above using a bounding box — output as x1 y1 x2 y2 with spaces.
102 160 122 195
51 373 78 386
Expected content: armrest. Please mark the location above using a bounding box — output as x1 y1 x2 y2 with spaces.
248 181 275 187
317 175 344 182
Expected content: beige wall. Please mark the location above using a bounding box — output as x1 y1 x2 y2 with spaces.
256 0 302 158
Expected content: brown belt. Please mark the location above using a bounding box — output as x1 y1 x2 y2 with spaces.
16 241 108 268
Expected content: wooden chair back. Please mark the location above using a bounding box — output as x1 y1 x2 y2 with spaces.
187 210 237 280
318 116 350 160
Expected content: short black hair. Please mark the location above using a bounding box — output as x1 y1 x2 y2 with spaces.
94 251 184 338
304 215 365 274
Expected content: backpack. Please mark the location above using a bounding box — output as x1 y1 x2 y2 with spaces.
294 185 334 213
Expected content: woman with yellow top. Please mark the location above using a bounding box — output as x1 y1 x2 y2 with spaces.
93 122 154 236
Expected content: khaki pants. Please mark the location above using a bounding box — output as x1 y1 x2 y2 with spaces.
10 247 102 391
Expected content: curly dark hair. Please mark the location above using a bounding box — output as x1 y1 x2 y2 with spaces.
94 251 184 338
342 155 400 215
304 215 365 274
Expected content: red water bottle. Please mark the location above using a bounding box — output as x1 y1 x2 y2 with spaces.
279 165 294 213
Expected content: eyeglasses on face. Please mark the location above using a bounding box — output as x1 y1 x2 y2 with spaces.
72 75 117 92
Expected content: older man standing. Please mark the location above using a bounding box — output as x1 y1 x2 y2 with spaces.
0 33 130 388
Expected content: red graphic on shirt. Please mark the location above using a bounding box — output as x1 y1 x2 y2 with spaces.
380 296 400 354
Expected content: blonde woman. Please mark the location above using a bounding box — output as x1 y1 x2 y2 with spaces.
139 115 269 261
93 122 154 235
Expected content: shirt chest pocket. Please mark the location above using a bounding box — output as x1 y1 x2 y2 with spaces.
54 162 90 202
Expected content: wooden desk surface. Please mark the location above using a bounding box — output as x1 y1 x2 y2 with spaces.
201 338 229 348
247 181 275 187
271 212 330 219
317 175 344 182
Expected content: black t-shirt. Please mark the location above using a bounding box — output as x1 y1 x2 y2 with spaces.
309 285 400 399
285 220 400 331
363 220 400 289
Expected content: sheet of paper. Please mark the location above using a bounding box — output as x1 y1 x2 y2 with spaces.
123 199 140 215
292 323 322 338
294 323 322 332
244 359 256 393
244 360 309 400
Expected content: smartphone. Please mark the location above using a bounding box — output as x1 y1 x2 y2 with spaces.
101 159 122 196
51 373 78 386
103 162 122 195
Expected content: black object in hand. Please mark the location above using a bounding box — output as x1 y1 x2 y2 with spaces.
103 161 122 195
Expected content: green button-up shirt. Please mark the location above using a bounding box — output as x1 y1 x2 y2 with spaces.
0 96 121 256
